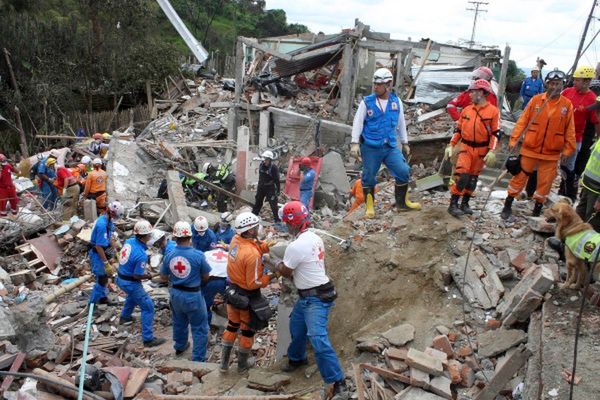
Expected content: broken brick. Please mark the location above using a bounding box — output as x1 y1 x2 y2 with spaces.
447 360 462 384
461 364 475 387
455 345 473 358
405 348 443 376
485 319 502 330
431 335 453 357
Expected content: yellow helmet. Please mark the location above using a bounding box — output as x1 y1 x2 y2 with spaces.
45 158 57 167
102 132 112 140
573 65 595 79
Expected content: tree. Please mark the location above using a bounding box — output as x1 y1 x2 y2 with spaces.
507 60 526 85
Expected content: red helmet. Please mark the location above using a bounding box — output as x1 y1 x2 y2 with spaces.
301 157 311 167
281 201 309 226
0 154 6 162
93 132 103 140
468 79 492 94
472 66 493 81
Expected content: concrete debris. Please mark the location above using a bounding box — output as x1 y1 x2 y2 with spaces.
382 323 415 347
477 329 527 358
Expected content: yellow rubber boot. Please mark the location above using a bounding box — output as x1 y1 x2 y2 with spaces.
365 193 375 218
395 184 421 212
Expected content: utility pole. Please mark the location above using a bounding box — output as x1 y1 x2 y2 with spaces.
466 1 488 48
569 0 597 76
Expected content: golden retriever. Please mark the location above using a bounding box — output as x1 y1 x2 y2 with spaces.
544 199 600 290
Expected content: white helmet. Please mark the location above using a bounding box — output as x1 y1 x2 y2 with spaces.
373 68 393 83
108 201 124 219
221 211 234 223
147 230 166 247
81 156 91 164
532 66 540 72
92 158 103 166
234 212 260 234
173 221 193 238
193 216 209 232
202 162 212 174
133 219 153 235
261 150 274 160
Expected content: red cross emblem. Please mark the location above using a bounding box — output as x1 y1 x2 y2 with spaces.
170 256 191 279
119 244 131 265
175 261 186 274
318 247 325 260
121 249 128 259
182 229 190 236
213 250 227 261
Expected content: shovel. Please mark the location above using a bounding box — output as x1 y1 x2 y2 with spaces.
416 154 449 192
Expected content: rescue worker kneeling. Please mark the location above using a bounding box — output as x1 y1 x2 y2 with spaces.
220 212 275 373
160 221 212 361
117 220 166 348
445 79 500 217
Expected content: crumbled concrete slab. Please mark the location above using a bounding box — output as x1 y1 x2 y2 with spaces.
478 329 527 358
382 323 415 347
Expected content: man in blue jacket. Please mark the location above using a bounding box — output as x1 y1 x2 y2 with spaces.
350 68 421 218
520 66 544 109
192 215 217 251
161 221 212 361
214 211 235 245
299 158 316 210
117 219 166 347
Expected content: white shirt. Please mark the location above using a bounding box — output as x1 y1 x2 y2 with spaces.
283 231 330 290
351 97 409 145
204 249 228 278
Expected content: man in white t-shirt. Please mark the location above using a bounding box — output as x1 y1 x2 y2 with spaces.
270 201 347 399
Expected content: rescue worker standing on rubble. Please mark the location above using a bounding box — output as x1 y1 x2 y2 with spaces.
55 163 80 220
160 221 212 360
268 201 348 399
446 67 498 121
83 158 108 213
501 69 576 220
252 150 281 222
0 154 18 217
214 211 235 245
445 79 500 217
117 220 166 348
558 65 600 202
520 66 544 109
350 68 421 218
192 215 217 251
299 157 316 210
220 212 274 373
575 135 600 232
89 133 103 155
88 201 123 304
38 153 58 210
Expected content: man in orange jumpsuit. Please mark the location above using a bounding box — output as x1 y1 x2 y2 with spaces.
220 212 274 373
445 79 500 217
348 177 379 213
83 158 108 213
446 66 498 121
501 69 576 220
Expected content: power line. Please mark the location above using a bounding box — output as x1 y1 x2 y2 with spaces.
466 1 488 48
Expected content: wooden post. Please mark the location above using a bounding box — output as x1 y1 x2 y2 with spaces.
13 106 29 158
105 95 123 132
145 80 153 112
405 40 433 100
497 44 511 115
2 48 20 96
337 41 355 123
395 49 409 95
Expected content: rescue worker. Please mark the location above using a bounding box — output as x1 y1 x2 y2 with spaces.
148 230 176 256
160 221 212 360
70 163 88 191
81 155 92 173
89 133 103 155
501 69 576 220
83 158 108 213
214 211 235 245
252 150 281 222
559 65 600 201
445 79 500 217
0 154 18 217
38 154 58 210
220 212 274 373
520 66 545 109
299 157 316 211
88 201 123 304
350 68 421 218
117 219 166 348
348 176 378 213
55 163 80 219
446 66 498 121
214 162 235 212
269 201 347 399
576 137 600 232
100 133 111 158
202 247 229 326
192 215 217 251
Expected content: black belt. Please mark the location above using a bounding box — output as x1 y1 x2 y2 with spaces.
172 284 201 292
67 183 78 188
88 191 106 198
461 138 489 148
298 281 333 297
300 189 312 192
118 272 137 282
208 276 226 282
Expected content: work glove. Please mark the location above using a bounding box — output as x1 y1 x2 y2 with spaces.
402 144 410 157
265 239 278 248
350 143 361 159
444 145 454 159
483 151 496 167
104 261 115 277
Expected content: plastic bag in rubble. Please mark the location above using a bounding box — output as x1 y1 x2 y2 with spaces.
512 382 524 399
16 377 37 400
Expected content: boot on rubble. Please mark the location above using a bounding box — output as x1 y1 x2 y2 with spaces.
237 348 254 373
547 237 566 262
501 196 514 220
395 183 421 212
525 171 537 198
460 195 473 215
331 379 351 400
219 342 233 372
532 201 543 217
362 186 375 219
448 194 464 217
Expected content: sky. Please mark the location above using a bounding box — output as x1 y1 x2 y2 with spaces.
266 0 598 73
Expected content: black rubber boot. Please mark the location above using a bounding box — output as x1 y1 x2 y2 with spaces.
331 380 350 400
143 337 167 348
395 183 421 211
220 342 233 372
448 195 464 217
532 201 543 217
525 171 537 198
282 358 308 373
566 173 579 203
460 195 473 215
501 196 514 220
547 237 566 262
237 349 254 373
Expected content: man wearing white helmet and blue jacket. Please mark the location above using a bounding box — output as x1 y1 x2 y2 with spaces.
350 68 421 218
214 211 235 245
192 215 217 252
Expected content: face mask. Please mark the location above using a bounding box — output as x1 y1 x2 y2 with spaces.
198 230 206 236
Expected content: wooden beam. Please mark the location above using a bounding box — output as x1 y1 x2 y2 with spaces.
174 167 254 206
358 39 411 53
13 106 29 157
35 135 84 141
497 44 511 113
0 353 25 393
405 40 433 100
337 41 355 123
238 37 292 61
290 44 344 62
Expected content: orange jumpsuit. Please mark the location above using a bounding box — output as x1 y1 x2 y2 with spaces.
222 234 270 350
507 93 576 203
349 180 378 213
83 168 108 212
450 102 500 196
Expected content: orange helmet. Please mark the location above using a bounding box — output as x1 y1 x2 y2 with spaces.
93 132 103 140
301 157 311 167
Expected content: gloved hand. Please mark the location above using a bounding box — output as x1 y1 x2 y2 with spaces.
104 261 115 277
483 151 496 167
265 239 278 248
350 143 360 159
444 145 454 159
402 144 410 157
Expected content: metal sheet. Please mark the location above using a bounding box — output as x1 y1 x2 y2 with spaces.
27 234 63 272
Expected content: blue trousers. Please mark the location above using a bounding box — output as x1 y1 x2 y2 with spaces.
300 190 313 210
89 250 108 304
40 182 58 210
117 279 155 342
561 141 583 172
360 143 409 187
201 278 226 326
171 288 209 361
287 296 343 384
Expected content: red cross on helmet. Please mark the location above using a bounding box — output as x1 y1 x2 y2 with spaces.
173 221 193 238
133 219 153 235
281 201 309 226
